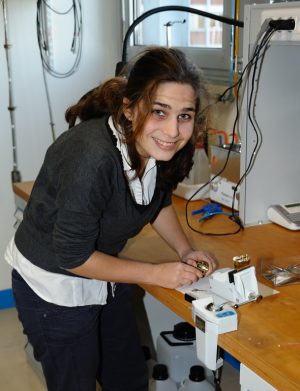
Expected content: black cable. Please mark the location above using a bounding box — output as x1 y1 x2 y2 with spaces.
212 25 274 201
226 25 276 223
116 5 244 74
228 26 275 211
231 27 276 201
227 18 294 221
185 21 277 236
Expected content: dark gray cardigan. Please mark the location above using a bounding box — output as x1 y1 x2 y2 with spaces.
15 116 172 275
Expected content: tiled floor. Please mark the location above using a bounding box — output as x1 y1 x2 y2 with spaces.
0 307 240 390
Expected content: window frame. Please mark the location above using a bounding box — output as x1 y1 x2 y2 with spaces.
121 0 238 84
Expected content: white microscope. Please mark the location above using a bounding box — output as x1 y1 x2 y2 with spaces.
192 263 260 372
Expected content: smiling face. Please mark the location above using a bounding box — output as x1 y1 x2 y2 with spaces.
125 82 196 169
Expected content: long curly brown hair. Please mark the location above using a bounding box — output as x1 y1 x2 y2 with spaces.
65 47 208 191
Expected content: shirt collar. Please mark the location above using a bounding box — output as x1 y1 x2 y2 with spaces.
108 116 157 205
108 116 156 174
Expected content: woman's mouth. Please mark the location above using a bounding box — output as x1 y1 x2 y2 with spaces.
153 137 177 150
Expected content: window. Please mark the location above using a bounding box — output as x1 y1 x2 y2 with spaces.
122 0 234 84
121 0 270 84
131 0 224 48
189 2 223 48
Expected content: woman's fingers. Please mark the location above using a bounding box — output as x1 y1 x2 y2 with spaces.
154 261 203 289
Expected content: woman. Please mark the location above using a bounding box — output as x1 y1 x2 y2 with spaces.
5 47 217 391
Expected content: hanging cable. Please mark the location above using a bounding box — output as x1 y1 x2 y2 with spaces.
230 25 277 211
116 5 243 75
36 0 83 141
185 19 279 236
1 0 21 183
36 0 82 78
41 66 56 142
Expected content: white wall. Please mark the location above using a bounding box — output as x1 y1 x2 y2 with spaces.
0 0 122 290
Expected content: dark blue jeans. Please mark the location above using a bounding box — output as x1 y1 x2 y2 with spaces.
12 269 148 391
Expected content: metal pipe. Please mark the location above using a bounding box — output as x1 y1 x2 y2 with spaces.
2 0 21 182
164 19 186 47
233 0 241 96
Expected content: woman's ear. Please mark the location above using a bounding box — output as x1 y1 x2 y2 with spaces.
123 98 132 121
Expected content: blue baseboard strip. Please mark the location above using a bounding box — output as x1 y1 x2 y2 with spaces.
223 351 240 371
0 288 15 309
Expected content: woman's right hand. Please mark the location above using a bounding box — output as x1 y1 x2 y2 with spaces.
150 261 204 289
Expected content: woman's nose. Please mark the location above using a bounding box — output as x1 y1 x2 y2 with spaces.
163 117 179 138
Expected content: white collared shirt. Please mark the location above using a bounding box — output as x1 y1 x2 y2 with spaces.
108 116 157 205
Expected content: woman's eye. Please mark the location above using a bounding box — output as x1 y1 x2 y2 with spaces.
178 113 192 121
152 109 165 118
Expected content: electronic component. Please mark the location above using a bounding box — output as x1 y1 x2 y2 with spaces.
267 203 300 230
210 176 239 210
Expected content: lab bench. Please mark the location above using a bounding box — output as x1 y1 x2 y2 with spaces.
13 181 300 391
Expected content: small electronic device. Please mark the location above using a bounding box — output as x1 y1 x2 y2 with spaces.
267 203 300 231
210 176 239 211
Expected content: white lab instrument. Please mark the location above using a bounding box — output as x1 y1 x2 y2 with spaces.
239 3 300 227
209 266 259 306
192 266 260 371
192 293 237 371
209 143 240 210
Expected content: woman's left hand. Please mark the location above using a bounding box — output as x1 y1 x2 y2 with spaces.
181 250 218 277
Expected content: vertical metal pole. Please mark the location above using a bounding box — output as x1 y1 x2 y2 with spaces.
165 22 171 47
213 346 224 390
164 20 185 48
2 0 21 182
233 0 240 98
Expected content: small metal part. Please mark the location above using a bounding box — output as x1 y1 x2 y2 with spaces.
206 302 224 312
233 254 251 269
248 291 258 301
196 261 209 273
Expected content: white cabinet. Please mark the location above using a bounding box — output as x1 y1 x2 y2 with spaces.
240 364 277 391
